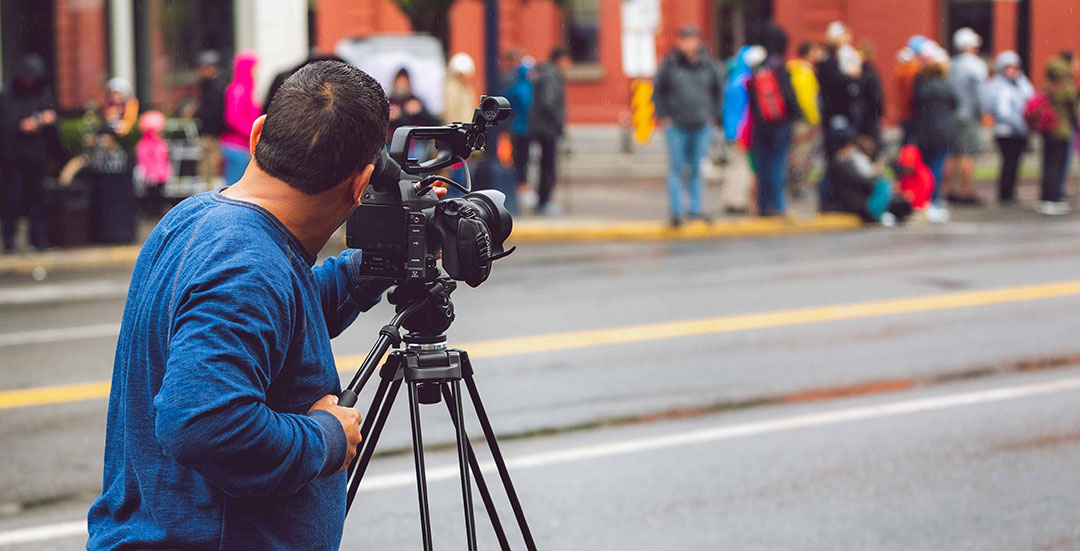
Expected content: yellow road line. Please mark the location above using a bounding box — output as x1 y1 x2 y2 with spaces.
5 279 1080 410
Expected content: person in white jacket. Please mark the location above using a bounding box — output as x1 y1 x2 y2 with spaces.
982 50 1034 204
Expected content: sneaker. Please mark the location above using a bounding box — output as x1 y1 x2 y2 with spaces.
534 203 562 216
879 212 897 227
1037 201 1070 216
669 216 682 228
926 204 951 224
686 212 713 223
518 187 538 210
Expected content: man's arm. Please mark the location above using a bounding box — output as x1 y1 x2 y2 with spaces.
651 58 672 122
154 263 352 497
311 249 392 338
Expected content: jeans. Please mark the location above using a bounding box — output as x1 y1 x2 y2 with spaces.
221 143 250 186
535 134 558 209
664 125 712 218
996 136 1026 202
921 147 948 203
1 160 47 250
512 133 531 185
1041 138 1070 202
751 122 792 215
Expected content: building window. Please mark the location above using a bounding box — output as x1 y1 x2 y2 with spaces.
133 0 234 113
564 0 599 64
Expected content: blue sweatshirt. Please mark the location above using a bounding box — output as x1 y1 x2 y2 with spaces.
87 190 389 550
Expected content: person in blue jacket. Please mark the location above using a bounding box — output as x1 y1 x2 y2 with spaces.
85 61 435 550
504 60 535 194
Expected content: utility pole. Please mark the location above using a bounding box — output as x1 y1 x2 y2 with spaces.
484 0 500 94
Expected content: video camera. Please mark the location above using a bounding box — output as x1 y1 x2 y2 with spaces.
346 96 514 288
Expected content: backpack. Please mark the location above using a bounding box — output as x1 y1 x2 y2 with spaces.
1023 92 1059 134
752 67 788 123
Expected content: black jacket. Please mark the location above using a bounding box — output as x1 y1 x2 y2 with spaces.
912 75 958 151
196 76 227 137
0 60 56 164
652 49 724 130
529 62 566 139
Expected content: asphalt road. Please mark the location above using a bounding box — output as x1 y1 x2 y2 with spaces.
2 213 1080 548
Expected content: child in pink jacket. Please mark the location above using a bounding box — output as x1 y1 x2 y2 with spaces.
136 111 170 215
221 52 262 185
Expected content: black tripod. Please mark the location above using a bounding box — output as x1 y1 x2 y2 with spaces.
338 279 537 551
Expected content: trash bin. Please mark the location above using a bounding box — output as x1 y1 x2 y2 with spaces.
89 169 137 244
43 177 93 247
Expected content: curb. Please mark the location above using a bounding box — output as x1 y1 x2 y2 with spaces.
0 214 862 276
509 213 862 243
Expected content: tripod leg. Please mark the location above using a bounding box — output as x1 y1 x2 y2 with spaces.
441 385 512 551
347 378 403 512
451 380 479 551
465 374 539 551
408 382 435 551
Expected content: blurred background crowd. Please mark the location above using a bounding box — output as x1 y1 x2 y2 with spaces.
1 0 1079 253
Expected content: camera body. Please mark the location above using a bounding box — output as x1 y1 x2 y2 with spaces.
346 96 513 288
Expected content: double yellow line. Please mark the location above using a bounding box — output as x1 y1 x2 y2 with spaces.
5 279 1080 411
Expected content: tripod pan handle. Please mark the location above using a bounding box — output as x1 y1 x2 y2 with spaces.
339 389 359 408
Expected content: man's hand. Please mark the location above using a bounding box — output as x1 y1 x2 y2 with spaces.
308 394 362 474
40 110 57 125
19 117 40 133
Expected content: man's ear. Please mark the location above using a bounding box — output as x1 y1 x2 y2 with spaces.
249 115 267 155
350 163 376 207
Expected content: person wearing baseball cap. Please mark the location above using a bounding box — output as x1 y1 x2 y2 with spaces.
945 27 989 205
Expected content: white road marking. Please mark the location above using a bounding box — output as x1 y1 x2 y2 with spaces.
4 373 1079 547
0 280 127 306
0 324 121 348
0 520 86 547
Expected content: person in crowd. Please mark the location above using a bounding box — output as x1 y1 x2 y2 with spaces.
443 53 477 125
816 20 860 209
0 54 56 252
529 46 571 216
982 50 1033 204
831 131 912 226
720 45 766 215
500 48 525 93
502 56 535 205
787 40 823 197
103 78 139 137
1036 55 1079 215
195 50 226 189
944 28 989 205
653 24 724 226
222 51 262 186
855 39 885 151
136 111 171 216
747 22 800 217
912 45 958 222
895 143 933 211
895 35 930 143
388 68 437 143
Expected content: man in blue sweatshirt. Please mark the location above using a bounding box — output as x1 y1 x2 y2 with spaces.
87 61 418 549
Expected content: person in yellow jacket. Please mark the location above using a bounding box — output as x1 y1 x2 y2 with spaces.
787 41 823 196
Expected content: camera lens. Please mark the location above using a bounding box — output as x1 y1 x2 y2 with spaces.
462 190 513 252
480 96 511 122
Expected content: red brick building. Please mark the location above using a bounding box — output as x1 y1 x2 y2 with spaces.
315 0 1080 125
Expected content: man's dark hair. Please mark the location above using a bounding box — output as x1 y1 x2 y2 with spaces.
550 46 570 62
797 41 815 58
254 60 389 194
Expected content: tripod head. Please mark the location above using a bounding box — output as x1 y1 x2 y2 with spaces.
389 278 458 339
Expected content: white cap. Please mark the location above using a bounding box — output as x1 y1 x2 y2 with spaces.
896 47 915 63
953 27 982 51
838 45 862 76
744 45 767 68
106 77 133 98
825 21 848 42
448 52 475 76
928 44 950 64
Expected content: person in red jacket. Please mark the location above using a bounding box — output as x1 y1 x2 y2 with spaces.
895 144 933 209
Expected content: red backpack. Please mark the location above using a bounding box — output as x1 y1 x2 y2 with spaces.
752 67 788 123
1024 92 1059 134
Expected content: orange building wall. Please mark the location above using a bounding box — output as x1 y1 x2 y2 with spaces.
314 0 411 53
1029 0 1080 88
54 0 108 109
